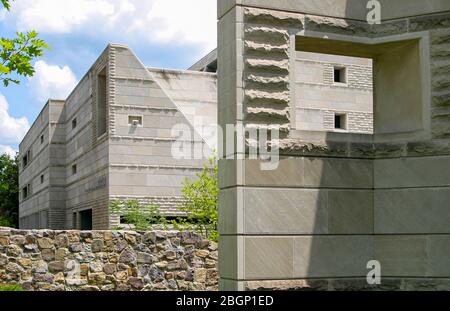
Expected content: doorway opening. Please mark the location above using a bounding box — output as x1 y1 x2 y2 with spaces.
80 209 93 230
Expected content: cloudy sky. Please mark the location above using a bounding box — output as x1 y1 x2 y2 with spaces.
0 0 217 156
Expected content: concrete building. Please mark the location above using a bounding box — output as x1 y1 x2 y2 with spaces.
18 44 217 230
218 0 450 291
19 40 374 231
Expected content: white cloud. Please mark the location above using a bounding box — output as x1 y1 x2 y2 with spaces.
14 0 116 33
29 60 78 102
143 0 217 51
0 94 30 147
0 145 17 157
7 0 217 52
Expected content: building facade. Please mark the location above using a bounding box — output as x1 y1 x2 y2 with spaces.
19 44 216 230
218 0 450 291
19 42 373 231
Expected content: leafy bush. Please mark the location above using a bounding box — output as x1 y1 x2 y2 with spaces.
110 199 166 231
109 155 219 242
0 216 13 228
0 154 19 228
175 155 219 241
0 284 24 291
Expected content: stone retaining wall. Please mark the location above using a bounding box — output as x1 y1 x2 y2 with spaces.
0 229 218 291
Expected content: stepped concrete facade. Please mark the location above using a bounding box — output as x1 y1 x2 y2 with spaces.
218 0 450 290
18 44 216 230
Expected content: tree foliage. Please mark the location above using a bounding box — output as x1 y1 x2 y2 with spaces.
0 0 49 87
177 156 219 241
1 0 11 11
0 153 19 227
110 199 166 231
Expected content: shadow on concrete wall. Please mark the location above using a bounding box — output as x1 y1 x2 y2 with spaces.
303 1 375 286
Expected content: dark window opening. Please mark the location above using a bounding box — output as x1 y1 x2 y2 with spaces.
97 68 107 137
22 150 32 168
80 209 92 230
40 174 44 184
22 154 28 168
334 67 346 83
40 135 44 144
72 118 77 129
22 186 29 200
72 164 77 175
334 113 347 130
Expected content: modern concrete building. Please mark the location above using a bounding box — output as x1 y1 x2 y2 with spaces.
218 0 450 291
19 41 374 231
18 44 217 230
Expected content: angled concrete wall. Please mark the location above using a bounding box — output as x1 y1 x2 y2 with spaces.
218 0 450 290
20 44 217 230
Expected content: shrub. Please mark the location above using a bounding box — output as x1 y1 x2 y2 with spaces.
0 284 24 291
0 153 19 228
176 155 219 241
110 199 166 231
0 216 13 228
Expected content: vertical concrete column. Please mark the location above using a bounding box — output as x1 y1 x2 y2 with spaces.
218 0 450 291
217 3 246 291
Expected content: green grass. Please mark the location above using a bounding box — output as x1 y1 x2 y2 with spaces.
0 284 24 291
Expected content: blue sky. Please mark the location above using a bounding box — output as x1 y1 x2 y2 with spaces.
0 0 217 156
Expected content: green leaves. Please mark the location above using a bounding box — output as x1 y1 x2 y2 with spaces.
179 155 219 241
1 0 12 11
0 153 19 228
0 31 50 87
110 199 166 231
109 155 219 241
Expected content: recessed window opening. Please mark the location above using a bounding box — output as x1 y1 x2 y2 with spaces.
23 186 29 200
22 184 31 200
334 113 347 130
334 67 346 83
72 164 77 175
295 36 424 138
22 153 28 168
128 115 143 126
72 118 77 129
97 68 107 137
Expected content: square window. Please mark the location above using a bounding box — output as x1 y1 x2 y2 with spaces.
128 116 143 126
72 164 77 175
334 113 347 130
334 67 346 83
72 118 77 129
